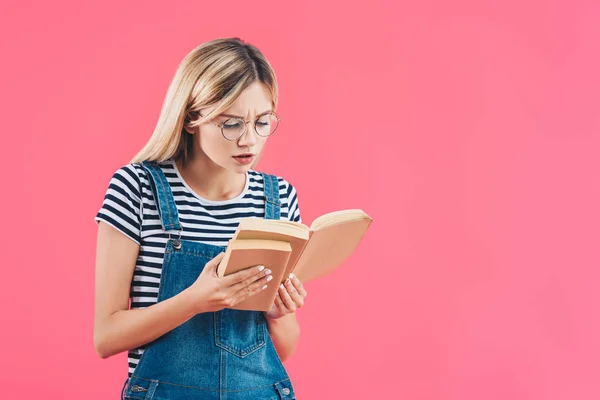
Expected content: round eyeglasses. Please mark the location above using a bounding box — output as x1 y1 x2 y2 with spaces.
197 111 281 141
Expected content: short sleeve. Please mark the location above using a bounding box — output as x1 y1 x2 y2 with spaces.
285 180 302 224
94 165 143 244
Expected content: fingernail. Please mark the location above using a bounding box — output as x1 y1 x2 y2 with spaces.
262 284 268 290
280 284 285 289
289 273 295 279
258 265 265 271
286 279 291 285
265 269 272 275
267 275 273 282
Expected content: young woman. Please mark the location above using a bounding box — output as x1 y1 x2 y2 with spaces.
94 37 307 400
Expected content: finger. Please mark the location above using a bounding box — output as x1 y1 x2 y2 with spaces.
231 273 273 304
228 266 272 292
274 291 288 308
273 292 289 313
205 252 226 275
279 283 297 312
211 252 226 262
223 264 270 287
289 273 308 298
283 276 304 308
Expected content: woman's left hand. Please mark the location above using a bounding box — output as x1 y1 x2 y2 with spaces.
264 273 308 320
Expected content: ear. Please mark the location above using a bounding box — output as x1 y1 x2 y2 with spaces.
184 125 197 135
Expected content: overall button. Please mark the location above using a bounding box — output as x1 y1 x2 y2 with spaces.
282 387 291 395
131 385 147 392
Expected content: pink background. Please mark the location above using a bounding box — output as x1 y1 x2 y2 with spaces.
2 0 599 399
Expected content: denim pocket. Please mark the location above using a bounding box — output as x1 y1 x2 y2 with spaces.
214 309 266 357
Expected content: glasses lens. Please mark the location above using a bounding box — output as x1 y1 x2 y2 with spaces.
222 118 245 140
255 113 279 137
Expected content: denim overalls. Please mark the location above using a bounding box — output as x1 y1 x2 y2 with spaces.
121 160 296 400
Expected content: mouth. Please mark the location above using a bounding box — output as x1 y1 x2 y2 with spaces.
232 153 256 165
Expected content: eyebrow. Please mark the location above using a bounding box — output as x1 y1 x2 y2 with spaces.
219 110 272 119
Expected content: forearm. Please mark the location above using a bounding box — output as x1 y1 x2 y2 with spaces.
94 288 198 359
265 312 300 362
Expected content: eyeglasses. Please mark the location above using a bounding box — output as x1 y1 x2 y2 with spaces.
197 111 281 141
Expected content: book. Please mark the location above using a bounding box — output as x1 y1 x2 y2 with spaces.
216 239 293 311
226 209 373 285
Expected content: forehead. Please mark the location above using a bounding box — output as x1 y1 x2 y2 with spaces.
221 81 273 118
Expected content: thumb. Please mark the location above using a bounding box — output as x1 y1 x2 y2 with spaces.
205 252 226 275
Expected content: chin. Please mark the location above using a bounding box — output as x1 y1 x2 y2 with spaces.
223 161 248 173
233 163 254 171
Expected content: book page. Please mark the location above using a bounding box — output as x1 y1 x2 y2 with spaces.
234 230 309 283
310 209 371 231
233 218 310 239
293 218 372 283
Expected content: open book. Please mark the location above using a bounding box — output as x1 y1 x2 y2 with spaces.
216 209 373 310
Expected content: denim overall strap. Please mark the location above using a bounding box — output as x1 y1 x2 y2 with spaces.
262 173 281 220
140 161 182 232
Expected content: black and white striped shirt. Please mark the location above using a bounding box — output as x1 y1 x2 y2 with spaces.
94 159 301 376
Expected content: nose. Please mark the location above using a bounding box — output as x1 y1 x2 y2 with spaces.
237 121 258 147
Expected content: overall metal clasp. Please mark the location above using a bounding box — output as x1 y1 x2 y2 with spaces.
168 228 183 250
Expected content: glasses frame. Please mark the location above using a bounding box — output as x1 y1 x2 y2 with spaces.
197 110 281 141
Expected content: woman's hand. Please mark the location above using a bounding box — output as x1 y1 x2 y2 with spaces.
186 252 274 314
264 273 308 320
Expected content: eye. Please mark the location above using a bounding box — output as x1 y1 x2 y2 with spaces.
223 118 243 129
256 114 273 126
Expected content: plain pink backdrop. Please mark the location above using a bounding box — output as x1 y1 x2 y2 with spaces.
2 1 599 399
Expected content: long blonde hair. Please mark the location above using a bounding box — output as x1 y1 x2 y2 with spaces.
131 37 279 166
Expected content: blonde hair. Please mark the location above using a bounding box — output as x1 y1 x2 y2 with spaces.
131 37 279 166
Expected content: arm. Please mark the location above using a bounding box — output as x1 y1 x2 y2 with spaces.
93 222 200 359
93 167 202 358
263 274 307 361
266 312 300 362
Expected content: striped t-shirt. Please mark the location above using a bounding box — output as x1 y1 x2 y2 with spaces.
94 158 301 377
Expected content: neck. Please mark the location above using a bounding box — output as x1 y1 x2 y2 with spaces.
175 153 247 202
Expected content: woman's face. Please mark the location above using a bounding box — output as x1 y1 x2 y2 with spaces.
189 80 273 173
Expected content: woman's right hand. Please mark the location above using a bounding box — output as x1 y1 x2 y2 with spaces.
186 252 273 314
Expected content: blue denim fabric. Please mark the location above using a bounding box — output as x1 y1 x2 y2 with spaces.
120 161 296 400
